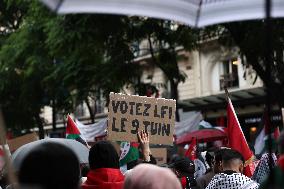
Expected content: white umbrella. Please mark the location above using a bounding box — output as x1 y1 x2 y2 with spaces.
40 0 279 178
11 138 89 171
41 0 284 27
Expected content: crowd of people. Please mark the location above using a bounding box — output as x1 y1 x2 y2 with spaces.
1 129 284 189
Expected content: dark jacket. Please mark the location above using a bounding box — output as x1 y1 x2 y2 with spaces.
82 168 124 189
196 171 215 189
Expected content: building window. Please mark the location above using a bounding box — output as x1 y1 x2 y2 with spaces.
220 58 239 90
95 99 105 114
74 104 86 118
56 113 64 122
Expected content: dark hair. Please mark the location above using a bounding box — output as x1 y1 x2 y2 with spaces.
19 142 80 189
168 157 195 177
89 141 119 169
221 149 244 164
80 163 90 177
205 152 214 166
214 149 225 163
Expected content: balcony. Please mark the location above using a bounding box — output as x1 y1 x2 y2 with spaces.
219 73 239 90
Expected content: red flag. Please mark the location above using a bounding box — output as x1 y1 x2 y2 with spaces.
185 138 197 160
227 98 253 177
274 127 280 139
66 115 80 135
216 115 225 127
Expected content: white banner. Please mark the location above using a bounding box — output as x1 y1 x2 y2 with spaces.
175 111 202 137
76 119 107 142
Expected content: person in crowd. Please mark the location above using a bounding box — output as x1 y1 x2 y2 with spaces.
82 141 124 189
251 152 277 184
169 156 198 189
252 130 278 184
80 163 90 183
212 149 224 174
196 151 220 189
206 148 259 189
258 130 284 188
18 142 81 189
204 152 214 171
123 164 181 189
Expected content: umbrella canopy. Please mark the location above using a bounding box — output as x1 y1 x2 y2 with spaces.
40 0 284 27
176 128 227 145
12 138 89 171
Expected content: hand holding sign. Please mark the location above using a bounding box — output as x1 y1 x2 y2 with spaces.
138 130 150 162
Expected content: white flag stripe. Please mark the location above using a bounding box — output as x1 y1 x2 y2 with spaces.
254 128 265 155
76 119 107 142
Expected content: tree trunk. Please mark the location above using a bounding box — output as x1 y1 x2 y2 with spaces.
85 98 95 123
147 34 181 121
52 100 56 131
170 79 180 122
35 114 44 139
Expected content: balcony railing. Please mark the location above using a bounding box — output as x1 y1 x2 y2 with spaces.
220 73 239 90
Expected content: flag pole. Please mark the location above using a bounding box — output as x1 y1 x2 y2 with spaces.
224 87 230 102
265 0 274 178
0 110 18 188
224 87 229 148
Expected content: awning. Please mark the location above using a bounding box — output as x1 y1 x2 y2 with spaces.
179 87 265 111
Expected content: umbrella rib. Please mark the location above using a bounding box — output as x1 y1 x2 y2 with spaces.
55 0 64 13
194 0 203 27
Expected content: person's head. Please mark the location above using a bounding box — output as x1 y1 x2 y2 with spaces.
213 148 225 173
169 154 180 164
221 149 244 173
89 141 119 170
205 151 214 168
168 157 195 178
18 142 80 189
124 164 181 189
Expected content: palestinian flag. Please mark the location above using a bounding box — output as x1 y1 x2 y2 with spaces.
119 142 139 166
66 115 88 146
254 109 280 155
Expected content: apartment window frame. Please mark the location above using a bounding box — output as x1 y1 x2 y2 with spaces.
219 58 239 90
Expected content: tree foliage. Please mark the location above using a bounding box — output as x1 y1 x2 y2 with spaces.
0 1 141 135
0 0 200 134
130 18 199 120
220 20 284 107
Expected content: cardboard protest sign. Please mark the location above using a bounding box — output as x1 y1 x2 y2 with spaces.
151 148 167 165
7 133 38 152
108 93 176 145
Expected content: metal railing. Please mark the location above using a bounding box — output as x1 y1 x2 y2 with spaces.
220 73 239 90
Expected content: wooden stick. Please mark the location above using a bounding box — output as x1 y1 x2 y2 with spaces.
224 87 230 102
0 109 18 188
